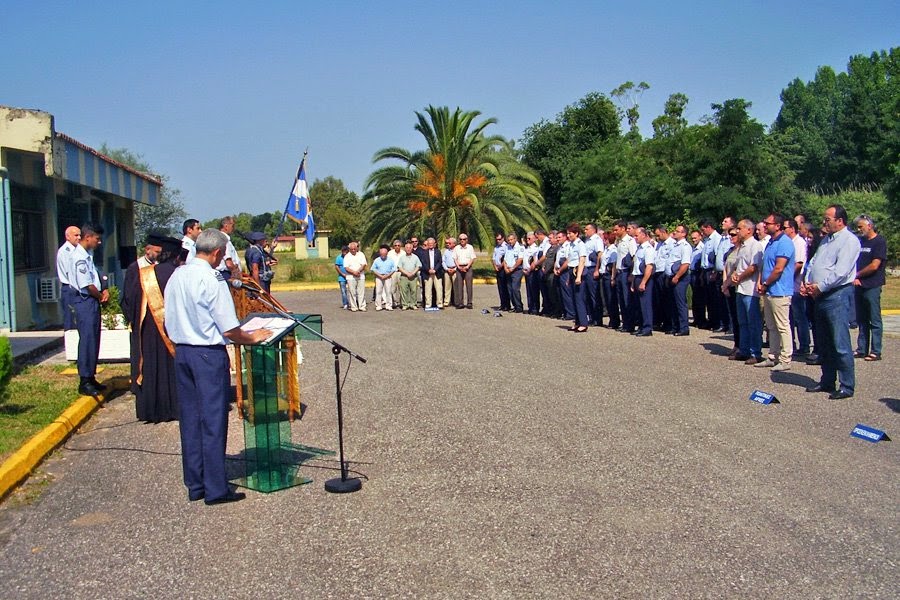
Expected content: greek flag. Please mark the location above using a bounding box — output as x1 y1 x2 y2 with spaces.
284 156 315 242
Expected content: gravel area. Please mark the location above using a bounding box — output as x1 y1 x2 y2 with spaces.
0 286 897 598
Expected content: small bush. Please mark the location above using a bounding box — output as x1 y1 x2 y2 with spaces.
101 285 123 330
0 336 12 400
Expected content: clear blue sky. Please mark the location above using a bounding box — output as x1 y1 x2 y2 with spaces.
2 1 896 222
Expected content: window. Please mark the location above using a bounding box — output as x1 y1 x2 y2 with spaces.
11 184 47 272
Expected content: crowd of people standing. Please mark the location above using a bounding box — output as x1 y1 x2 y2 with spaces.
338 204 886 400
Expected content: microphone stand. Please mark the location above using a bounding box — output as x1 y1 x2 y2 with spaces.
238 281 366 494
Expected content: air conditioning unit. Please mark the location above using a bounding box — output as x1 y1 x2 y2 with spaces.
36 278 60 303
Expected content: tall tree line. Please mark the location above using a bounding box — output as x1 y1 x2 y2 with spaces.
518 47 898 262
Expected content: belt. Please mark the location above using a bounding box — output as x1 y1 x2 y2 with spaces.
175 343 226 350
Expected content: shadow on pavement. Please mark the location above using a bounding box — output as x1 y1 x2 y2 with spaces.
879 398 900 413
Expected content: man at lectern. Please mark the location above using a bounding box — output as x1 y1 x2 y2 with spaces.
164 229 271 505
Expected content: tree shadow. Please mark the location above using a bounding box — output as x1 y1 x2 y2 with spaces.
0 402 30 416
879 398 900 413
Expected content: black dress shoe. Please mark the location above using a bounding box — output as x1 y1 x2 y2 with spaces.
829 390 853 400
673 331 690 337
634 331 653 337
204 491 246 505
78 382 102 396
90 379 108 391
805 384 835 393
189 491 205 502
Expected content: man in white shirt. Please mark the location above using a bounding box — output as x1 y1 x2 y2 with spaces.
181 219 202 264
56 225 81 330
216 216 241 279
452 234 477 309
342 241 368 311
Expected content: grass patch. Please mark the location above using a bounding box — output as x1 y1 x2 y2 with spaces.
0 363 129 463
882 276 900 311
274 251 497 284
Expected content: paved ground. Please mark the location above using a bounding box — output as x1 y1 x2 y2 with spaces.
0 286 897 598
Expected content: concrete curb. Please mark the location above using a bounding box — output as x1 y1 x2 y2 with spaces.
0 376 130 501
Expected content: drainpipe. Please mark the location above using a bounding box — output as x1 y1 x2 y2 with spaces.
0 166 16 331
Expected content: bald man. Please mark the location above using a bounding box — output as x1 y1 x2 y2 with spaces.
56 225 81 329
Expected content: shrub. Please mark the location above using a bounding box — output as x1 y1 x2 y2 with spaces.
0 336 12 400
101 285 123 330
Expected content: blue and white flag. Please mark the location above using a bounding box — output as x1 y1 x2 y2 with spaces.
284 156 315 243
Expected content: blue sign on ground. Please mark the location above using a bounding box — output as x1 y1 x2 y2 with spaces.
850 424 889 443
749 390 778 405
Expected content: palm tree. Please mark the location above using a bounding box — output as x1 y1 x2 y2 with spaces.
363 106 548 248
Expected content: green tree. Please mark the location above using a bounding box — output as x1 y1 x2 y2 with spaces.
99 144 186 236
611 81 650 142
363 106 547 248
519 92 620 220
308 176 363 247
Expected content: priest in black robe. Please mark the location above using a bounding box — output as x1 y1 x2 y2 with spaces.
122 234 184 423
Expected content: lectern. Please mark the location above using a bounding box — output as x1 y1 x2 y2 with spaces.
232 309 330 493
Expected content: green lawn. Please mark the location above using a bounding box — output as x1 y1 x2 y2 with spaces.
273 251 497 284
883 276 900 310
0 363 129 462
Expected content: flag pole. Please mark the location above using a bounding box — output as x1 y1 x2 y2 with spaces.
273 148 309 250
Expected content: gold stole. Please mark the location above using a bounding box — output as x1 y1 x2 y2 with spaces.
137 265 175 385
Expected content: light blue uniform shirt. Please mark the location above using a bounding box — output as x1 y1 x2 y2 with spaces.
523 243 540 273
600 244 617 273
584 234 603 268
567 238 588 267
701 231 720 269
70 245 101 294
164 261 240 346
715 233 733 272
761 232 795 297
669 239 692 276
633 241 656 276
492 242 508 267
805 227 861 293
654 237 674 274
690 242 703 271
556 241 571 269
538 238 551 254
56 242 77 287
503 242 525 269
615 235 637 270
371 256 396 276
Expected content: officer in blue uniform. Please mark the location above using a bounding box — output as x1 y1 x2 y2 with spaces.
503 232 525 312
582 223 603 326
669 225 693 335
632 227 656 336
566 224 590 331
164 229 271 505
492 233 510 310
70 223 108 396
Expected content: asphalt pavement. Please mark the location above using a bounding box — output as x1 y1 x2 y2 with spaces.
0 286 897 598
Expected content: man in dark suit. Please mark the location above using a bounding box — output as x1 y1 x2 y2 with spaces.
420 237 444 309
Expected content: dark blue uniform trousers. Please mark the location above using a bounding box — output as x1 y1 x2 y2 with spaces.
673 276 690 333
617 271 636 331
506 268 524 311
637 277 655 334
582 269 599 324
573 277 590 327
559 269 575 319
495 268 510 310
73 295 100 378
61 286 77 330
601 274 620 327
175 344 231 501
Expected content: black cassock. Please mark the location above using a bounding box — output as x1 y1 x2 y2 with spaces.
122 260 179 423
